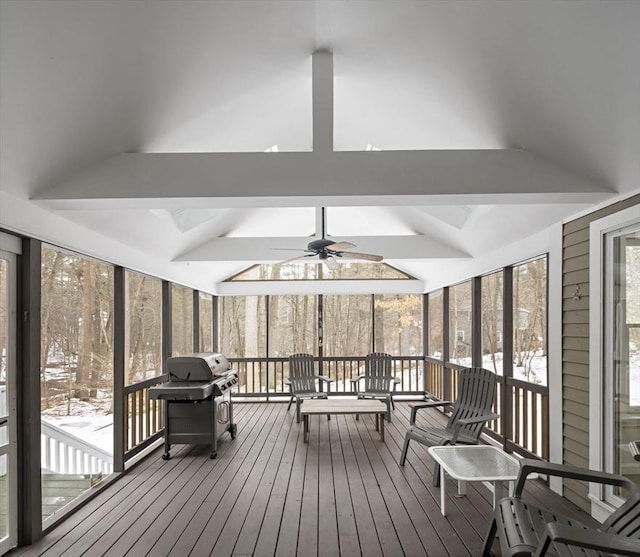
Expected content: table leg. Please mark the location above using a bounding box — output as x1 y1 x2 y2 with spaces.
493 479 514 508
440 467 447 516
379 413 384 442
375 414 379 431
303 415 309 443
457 480 466 497
493 481 505 509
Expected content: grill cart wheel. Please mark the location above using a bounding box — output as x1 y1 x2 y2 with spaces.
162 452 170 460
210 451 217 459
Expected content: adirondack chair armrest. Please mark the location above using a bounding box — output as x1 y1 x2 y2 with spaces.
449 413 500 443
533 522 640 557
316 376 334 392
284 376 333 391
514 459 636 497
409 400 453 425
352 374 394 382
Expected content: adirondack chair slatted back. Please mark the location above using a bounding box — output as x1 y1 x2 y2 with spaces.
289 353 318 395
602 484 640 538
364 352 393 392
446 367 496 441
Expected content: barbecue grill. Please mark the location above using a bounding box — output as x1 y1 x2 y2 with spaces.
149 353 238 460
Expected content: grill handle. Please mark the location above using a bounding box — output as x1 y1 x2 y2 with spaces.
217 401 230 424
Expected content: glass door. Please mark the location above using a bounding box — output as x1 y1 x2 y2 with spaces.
605 222 640 503
0 249 18 553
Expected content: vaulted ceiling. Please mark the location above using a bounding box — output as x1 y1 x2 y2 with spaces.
1 1 638 294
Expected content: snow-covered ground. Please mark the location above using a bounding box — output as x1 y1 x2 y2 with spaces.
450 351 549 385
42 399 114 454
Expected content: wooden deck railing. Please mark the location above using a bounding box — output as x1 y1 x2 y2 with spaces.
507 377 549 459
424 357 549 460
123 376 164 461
119 357 547 463
228 355 425 397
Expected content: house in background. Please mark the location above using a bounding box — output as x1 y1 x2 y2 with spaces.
0 1 639 553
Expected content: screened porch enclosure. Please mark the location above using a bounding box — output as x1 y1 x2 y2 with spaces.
30 243 551 545
121 266 550 468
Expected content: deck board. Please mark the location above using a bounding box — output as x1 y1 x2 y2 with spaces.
13 401 598 557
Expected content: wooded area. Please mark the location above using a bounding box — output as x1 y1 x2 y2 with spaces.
218 293 422 360
124 271 162 386
40 247 114 416
37 247 551 415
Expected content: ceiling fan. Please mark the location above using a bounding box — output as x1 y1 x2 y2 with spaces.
275 208 383 270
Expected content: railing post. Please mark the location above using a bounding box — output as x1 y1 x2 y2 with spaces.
113 266 125 473
472 276 482 368
542 392 549 460
318 294 325 392
265 295 270 399
422 293 429 396
503 266 514 452
443 287 451 400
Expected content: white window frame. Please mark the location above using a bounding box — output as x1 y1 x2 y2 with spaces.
0 240 19 554
588 204 640 521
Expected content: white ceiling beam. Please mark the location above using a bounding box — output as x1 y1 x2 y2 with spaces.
34 148 611 210
216 279 426 296
312 50 333 153
174 235 470 262
33 50 611 210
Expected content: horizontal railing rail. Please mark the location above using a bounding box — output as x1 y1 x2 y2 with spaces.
41 420 113 475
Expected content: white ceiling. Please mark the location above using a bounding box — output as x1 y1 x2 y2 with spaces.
1 1 639 294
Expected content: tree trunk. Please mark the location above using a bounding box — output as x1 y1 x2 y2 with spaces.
40 250 63 409
75 259 92 400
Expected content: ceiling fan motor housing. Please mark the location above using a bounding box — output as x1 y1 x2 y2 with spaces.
308 238 337 252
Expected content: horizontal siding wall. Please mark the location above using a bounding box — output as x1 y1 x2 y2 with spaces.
561 193 640 511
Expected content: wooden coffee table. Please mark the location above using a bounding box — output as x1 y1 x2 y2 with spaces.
299 399 388 443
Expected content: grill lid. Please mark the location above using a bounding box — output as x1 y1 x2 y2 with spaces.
166 353 230 382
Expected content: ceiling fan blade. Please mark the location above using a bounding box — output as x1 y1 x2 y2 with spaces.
323 255 337 271
278 254 314 265
270 248 311 252
339 251 383 262
326 241 356 251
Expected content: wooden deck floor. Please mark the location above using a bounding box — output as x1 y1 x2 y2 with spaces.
13 401 596 557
